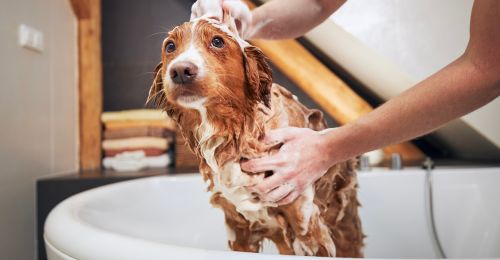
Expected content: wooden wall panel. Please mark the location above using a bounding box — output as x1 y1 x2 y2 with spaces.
70 0 103 171
69 0 91 19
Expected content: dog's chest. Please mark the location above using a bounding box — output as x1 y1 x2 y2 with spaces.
190 87 309 227
202 143 279 226
191 120 280 227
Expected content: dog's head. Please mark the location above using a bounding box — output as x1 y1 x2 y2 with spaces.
148 12 272 117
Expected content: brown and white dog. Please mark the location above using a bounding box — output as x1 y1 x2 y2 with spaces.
148 11 364 257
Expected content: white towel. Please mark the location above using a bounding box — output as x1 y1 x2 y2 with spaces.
103 151 172 172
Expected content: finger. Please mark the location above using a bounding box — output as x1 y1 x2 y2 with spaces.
261 182 295 203
240 154 282 173
202 0 223 18
190 2 199 20
262 127 299 145
222 1 251 35
190 11 198 20
250 171 287 194
277 191 300 205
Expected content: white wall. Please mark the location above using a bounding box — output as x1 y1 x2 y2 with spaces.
332 0 473 82
305 0 499 158
0 0 78 259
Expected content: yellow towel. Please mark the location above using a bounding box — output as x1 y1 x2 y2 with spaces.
102 109 169 122
102 137 169 150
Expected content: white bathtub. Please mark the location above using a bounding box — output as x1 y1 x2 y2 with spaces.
44 167 500 260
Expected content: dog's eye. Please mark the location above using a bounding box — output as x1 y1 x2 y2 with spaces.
211 36 224 48
165 41 176 53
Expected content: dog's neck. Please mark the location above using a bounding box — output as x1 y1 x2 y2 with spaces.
168 99 271 169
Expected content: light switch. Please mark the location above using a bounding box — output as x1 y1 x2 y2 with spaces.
18 24 44 52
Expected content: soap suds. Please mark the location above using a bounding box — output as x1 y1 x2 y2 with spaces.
298 186 315 236
185 98 279 227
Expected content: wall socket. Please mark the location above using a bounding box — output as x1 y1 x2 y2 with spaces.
18 24 44 52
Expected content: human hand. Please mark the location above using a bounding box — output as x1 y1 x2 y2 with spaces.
240 127 334 205
190 0 253 39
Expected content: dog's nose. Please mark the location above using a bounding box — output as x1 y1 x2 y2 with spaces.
169 61 198 84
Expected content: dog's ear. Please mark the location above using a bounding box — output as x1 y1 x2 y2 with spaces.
243 45 272 107
146 62 167 108
307 109 327 131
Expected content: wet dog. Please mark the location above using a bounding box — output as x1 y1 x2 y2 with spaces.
148 11 363 257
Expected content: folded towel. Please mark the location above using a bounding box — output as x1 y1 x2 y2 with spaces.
104 126 174 140
104 120 175 130
104 148 166 157
146 153 172 168
102 109 168 122
102 137 169 150
102 151 172 172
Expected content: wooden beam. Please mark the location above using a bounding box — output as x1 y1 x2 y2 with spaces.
245 1 424 163
74 0 103 171
69 0 91 19
254 39 373 125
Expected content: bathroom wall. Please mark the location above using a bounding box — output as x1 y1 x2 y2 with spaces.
332 0 473 83
102 0 194 111
0 0 78 259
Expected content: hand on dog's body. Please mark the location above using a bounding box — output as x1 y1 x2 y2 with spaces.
191 0 253 39
242 127 334 205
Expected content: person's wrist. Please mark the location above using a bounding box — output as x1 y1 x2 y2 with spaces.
320 126 353 164
243 13 258 39
246 10 269 40
242 23 254 40
315 128 339 168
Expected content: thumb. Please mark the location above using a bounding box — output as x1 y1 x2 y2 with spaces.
262 127 299 145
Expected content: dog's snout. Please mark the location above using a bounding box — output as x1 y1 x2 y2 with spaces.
169 61 198 84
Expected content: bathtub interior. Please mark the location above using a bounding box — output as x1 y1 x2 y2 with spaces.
50 167 500 259
77 175 235 252
433 168 500 257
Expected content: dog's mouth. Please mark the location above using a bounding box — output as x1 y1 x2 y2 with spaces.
172 87 203 102
177 94 203 104
174 90 206 107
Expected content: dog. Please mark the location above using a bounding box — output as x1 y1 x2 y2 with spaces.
148 11 364 257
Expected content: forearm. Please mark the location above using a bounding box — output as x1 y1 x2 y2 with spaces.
323 54 500 162
249 0 346 40
321 0 500 163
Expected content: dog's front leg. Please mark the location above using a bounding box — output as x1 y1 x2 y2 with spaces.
226 224 263 253
211 193 263 252
280 186 337 256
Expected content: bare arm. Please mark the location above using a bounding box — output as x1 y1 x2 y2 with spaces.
249 0 346 39
242 0 500 205
323 0 500 163
190 0 345 40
